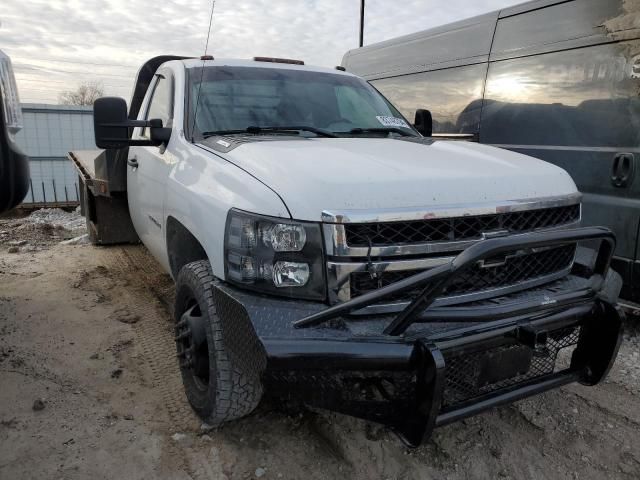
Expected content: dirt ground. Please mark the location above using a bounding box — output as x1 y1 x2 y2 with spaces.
1 210 640 480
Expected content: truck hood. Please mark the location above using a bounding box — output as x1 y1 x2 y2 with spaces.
209 138 578 221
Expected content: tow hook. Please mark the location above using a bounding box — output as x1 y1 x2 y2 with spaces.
175 306 207 370
516 326 550 357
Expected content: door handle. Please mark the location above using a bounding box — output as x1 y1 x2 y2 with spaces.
611 153 634 188
127 157 139 169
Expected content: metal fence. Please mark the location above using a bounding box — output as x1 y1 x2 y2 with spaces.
14 103 95 210
21 178 80 208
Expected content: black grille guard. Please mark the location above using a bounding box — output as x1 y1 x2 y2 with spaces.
293 227 615 335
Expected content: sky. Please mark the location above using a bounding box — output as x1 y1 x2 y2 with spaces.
1 0 523 104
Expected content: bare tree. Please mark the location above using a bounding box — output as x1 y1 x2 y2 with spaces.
58 81 104 106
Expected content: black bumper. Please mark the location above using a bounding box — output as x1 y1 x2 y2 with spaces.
212 227 624 446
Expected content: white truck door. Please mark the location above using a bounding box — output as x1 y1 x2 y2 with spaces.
127 70 175 264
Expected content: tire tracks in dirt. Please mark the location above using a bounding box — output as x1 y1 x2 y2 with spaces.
95 246 219 480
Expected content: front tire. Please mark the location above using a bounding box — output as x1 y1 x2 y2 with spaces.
174 260 263 425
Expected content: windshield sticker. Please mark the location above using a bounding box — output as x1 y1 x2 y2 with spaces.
375 116 409 128
216 139 231 148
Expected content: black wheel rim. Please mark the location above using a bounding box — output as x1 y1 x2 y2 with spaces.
176 297 210 389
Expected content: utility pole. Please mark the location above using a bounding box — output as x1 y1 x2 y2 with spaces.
359 0 365 47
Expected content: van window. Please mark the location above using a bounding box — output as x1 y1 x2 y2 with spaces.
491 0 621 59
481 41 640 147
343 12 496 78
143 75 172 136
371 63 486 134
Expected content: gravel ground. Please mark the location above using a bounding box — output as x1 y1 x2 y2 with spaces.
0 208 86 251
1 209 639 479
612 323 640 396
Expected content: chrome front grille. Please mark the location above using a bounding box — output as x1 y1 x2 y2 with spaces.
344 204 580 247
349 244 577 301
323 195 582 309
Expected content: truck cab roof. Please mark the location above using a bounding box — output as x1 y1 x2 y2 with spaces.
179 57 355 76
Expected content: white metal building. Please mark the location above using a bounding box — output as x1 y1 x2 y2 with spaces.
14 103 96 205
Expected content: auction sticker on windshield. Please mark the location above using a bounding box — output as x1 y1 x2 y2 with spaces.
376 116 409 128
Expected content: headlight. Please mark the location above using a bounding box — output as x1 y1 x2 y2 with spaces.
224 209 326 300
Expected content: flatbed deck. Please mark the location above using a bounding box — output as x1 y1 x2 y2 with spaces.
69 150 100 180
68 149 138 244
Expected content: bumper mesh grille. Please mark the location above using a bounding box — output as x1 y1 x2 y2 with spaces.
344 204 580 247
349 244 576 300
441 326 581 408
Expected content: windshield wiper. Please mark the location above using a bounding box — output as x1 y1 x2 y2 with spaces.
203 125 337 138
347 127 416 137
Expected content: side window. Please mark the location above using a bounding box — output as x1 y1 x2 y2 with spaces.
142 74 172 137
481 40 640 147
371 63 486 134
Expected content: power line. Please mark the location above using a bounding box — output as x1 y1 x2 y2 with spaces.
18 77 130 84
16 71 132 81
16 68 133 79
20 88 129 95
11 56 138 69
13 64 134 79
17 78 132 88
17 84 130 91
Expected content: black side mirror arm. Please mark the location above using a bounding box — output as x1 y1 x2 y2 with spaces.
98 118 149 129
95 118 170 148
149 118 172 147
96 118 155 147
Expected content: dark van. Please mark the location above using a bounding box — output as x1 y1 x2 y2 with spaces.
342 0 640 304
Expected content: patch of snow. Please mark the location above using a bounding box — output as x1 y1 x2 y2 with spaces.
25 208 86 230
60 234 90 245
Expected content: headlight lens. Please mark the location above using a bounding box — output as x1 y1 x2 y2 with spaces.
272 261 310 287
224 209 325 300
262 223 306 251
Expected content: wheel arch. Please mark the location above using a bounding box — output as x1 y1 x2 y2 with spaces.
166 216 209 279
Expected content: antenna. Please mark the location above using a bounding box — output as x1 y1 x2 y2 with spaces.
191 0 216 141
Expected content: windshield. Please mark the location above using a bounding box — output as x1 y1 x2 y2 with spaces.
187 66 418 139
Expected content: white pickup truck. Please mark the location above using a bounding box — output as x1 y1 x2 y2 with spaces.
71 55 624 446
